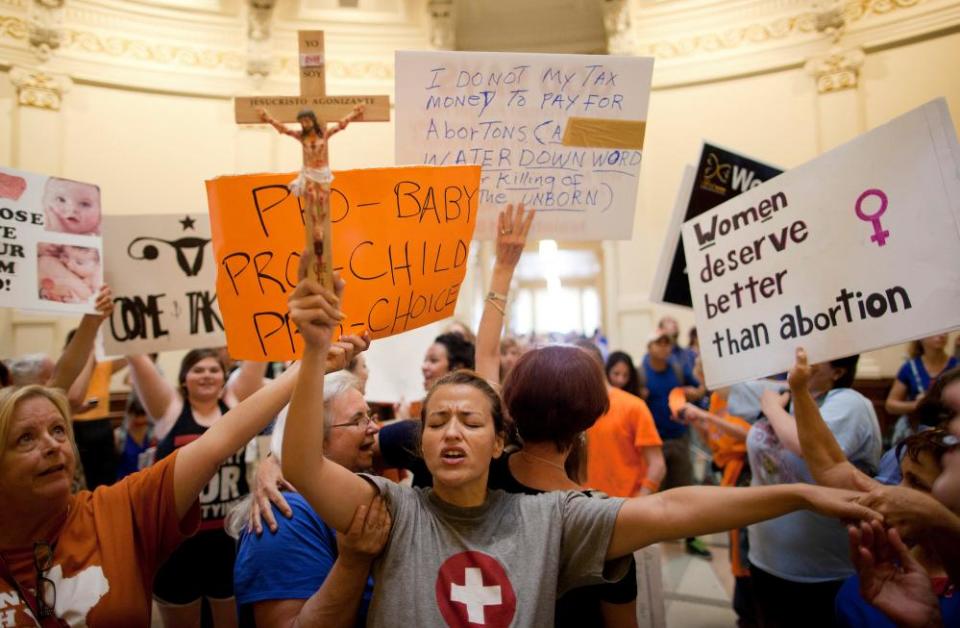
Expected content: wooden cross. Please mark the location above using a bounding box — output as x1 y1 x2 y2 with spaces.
234 31 390 289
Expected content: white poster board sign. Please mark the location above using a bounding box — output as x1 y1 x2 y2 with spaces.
102 213 225 355
0 167 103 314
682 99 960 389
395 50 654 241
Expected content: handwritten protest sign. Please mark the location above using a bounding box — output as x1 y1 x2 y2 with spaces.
0 167 103 314
395 51 653 241
206 165 480 360
652 144 782 307
683 99 960 389
102 214 224 355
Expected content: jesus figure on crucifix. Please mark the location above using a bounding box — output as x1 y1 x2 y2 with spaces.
256 103 364 282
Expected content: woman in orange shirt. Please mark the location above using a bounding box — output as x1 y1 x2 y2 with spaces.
0 287 365 626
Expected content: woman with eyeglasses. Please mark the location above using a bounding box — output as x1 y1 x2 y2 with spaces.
281 266 883 627
0 301 365 626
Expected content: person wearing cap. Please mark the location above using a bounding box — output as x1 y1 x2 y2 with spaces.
658 316 697 374
641 325 709 557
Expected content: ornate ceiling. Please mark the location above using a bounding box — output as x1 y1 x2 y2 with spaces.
0 0 957 98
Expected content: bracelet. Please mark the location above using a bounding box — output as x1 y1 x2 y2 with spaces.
641 478 660 493
486 296 506 316
486 291 507 303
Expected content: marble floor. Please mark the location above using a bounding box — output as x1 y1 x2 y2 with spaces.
656 533 739 627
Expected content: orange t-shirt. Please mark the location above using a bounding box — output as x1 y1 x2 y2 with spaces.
0 450 200 626
585 387 663 498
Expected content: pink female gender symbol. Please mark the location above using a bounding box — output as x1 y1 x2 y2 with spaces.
854 188 890 247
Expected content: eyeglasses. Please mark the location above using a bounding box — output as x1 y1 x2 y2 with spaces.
331 412 378 429
33 541 56 618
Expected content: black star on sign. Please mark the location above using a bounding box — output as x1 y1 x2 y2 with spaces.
179 215 196 231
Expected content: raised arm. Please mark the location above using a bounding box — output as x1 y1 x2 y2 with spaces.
258 107 301 139
790 348 879 491
476 204 534 383
282 271 377 532
172 362 300 519
126 353 178 433
605 483 881 559
760 388 802 456
226 359 269 404
65 354 96 412
48 285 112 391
325 104 365 140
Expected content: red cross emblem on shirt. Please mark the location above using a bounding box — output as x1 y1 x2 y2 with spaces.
435 551 517 627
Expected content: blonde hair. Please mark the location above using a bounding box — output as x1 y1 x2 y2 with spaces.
0 385 74 461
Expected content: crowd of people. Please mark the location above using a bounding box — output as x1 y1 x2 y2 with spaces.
1 204 959 627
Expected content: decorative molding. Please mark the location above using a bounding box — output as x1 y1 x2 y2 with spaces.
426 0 453 50
806 45 866 92
0 0 953 96
62 28 246 70
27 0 64 61
1 15 29 40
246 0 275 77
602 0 634 54
634 0 923 60
9 65 72 109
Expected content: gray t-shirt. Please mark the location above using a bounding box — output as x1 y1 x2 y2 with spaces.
360 474 629 628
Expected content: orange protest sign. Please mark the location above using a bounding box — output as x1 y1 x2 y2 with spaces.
206 165 480 360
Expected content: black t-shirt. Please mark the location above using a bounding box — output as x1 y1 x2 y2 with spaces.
376 420 638 626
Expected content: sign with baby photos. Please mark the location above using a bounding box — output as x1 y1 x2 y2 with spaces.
102 213 225 355
0 166 103 314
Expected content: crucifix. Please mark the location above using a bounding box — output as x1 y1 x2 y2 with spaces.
235 31 391 289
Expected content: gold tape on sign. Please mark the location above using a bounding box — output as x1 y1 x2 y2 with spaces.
561 117 646 150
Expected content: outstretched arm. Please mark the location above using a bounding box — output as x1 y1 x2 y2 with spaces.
258 107 301 139
325 104 365 140
681 404 750 440
790 348 879 491
282 269 377 533
475 204 534 383
605 483 881 559
48 285 112 391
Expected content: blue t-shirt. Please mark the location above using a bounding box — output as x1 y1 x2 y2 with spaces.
747 388 882 582
835 573 960 627
642 355 698 440
669 345 698 375
234 491 373 626
896 356 959 400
